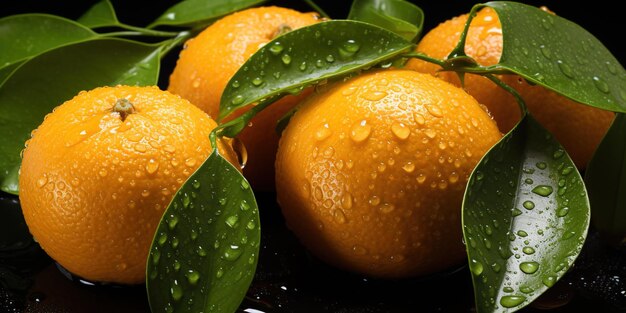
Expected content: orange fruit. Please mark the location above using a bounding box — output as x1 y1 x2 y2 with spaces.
168 6 321 191
19 85 238 285
275 69 502 278
405 7 614 168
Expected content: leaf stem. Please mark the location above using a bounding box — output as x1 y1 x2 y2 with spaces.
158 31 192 57
484 74 529 116
99 23 180 38
303 0 330 18
402 52 445 67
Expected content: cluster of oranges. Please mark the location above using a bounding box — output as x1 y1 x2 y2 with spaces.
18 5 612 285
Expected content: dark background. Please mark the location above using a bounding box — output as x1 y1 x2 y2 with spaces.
2 0 624 66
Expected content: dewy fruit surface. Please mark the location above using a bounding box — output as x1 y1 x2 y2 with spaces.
406 7 614 169
19 85 238 285
168 6 321 191
275 69 502 278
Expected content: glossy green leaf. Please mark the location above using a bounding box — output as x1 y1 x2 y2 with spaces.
470 2 626 113
347 0 423 42
463 115 590 313
0 14 96 69
218 20 413 129
585 113 626 241
146 148 260 313
148 0 266 29
0 38 161 194
77 0 119 28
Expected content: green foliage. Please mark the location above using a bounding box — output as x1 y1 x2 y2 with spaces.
148 0 266 29
0 39 161 194
463 115 590 312
217 20 414 136
146 149 260 313
77 0 119 28
347 0 424 42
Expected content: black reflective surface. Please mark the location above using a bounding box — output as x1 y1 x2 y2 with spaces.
2 192 626 313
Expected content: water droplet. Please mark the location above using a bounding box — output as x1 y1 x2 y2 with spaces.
173 260 181 272
151 250 161 265
231 95 245 106
379 203 395 214
525 178 533 184
186 270 200 285
246 220 256 230
512 208 522 216
561 166 574 176
241 179 250 190
402 162 415 173
350 120 372 143
37 175 48 187
252 77 264 86
557 60 575 79
339 39 360 59
171 236 179 248
368 195 381 206
240 200 250 211
540 44 551 59
299 61 307 71
98 168 108 177
523 200 535 210
523 246 536 255
192 180 201 189
170 281 183 301
145 159 159 174
197 246 207 257
391 122 410 140
325 54 335 63
476 171 484 181
163 144 176 153
426 104 443 117
281 54 292 65
225 215 239 228
352 245 367 255
491 262 501 273
341 193 353 209
500 295 526 308
520 286 534 294
168 215 179 230
224 245 242 261
333 209 347 223
532 185 553 197
232 80 240 88
363 91 387 101
470 259 484 276
315 124 331 141
543 274 557 287
158 233 168 246
216 267 224 278
557 206 570 217
503 287 514 293
517 230 528 237
536 162 547 170
593 76 610 93
520 261 539 274
269 42 283 55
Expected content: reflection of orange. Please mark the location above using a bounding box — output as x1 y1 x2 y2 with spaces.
406 7 614 168
276 69 501 278
168 6 321 191
19 86 238 284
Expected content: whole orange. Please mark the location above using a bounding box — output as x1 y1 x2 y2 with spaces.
19 85 238 284
275 69 502 278
168 6 321 191
405 7 614 168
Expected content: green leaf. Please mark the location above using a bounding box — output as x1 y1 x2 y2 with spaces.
476 1 626 113
347 0 424 42
0 14 96 69
585 113 626 241
462 115 590 313
218 20 413 129
148 0 266 29
77 0 119 28
0 38 161 194
146 149 259 313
